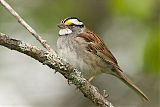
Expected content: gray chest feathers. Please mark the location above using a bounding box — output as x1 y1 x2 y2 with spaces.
57 35 105 78
57 35 80 66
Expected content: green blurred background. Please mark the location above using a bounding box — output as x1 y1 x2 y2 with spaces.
0 0 159 107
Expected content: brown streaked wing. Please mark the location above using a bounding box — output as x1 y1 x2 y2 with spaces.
77 29 118 65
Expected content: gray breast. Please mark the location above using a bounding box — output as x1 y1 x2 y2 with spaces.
57 34 80 67
56 34 105 79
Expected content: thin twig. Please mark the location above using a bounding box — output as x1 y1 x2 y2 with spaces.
0 32 114 107
0 0 54 53
0 0 115 106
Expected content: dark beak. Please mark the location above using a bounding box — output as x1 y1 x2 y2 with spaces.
57 23 66 29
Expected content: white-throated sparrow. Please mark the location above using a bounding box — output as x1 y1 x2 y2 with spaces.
57 17 149 101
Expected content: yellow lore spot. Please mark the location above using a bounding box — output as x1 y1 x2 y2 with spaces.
64 20 73 25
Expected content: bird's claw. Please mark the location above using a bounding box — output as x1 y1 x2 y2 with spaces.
103 90 109 98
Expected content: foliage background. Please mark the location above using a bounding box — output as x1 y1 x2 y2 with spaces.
0 0 159 107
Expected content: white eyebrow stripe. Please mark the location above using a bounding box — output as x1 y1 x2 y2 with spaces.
69 19 83 25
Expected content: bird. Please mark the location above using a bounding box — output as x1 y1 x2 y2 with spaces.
56 17 149 101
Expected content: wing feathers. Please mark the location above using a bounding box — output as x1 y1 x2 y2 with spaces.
77 29 118 65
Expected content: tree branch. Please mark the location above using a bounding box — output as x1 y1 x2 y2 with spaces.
0 0 115 106
0 0 54 52
0 32 114 107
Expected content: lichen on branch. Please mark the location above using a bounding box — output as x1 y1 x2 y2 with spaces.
0 32 114 107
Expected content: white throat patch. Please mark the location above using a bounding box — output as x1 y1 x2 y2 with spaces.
59 28 72 35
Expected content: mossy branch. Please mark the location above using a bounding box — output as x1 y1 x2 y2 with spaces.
0 0 114 106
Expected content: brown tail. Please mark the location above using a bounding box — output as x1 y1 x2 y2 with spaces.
112 68 149 101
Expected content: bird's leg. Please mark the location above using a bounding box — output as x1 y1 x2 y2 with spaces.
67 79 72 85
103 90 109 98
88 75 96 82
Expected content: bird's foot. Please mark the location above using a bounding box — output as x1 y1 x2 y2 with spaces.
88 75 96 82
103 90 109 98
